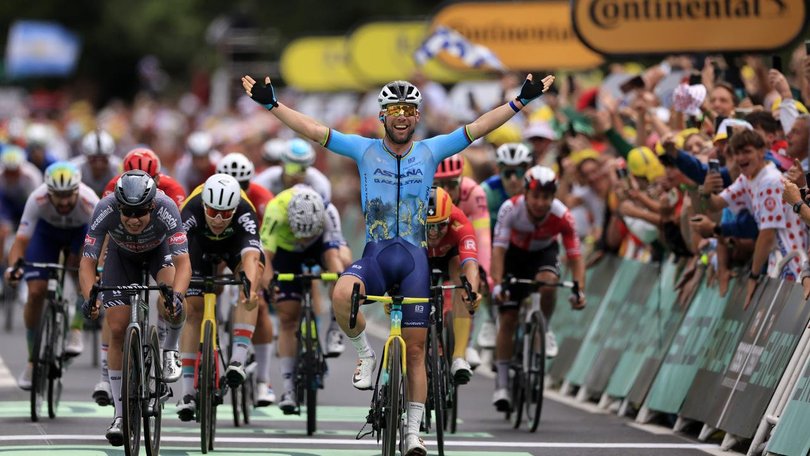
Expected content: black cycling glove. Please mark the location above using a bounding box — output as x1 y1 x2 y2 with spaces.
250 77 279 110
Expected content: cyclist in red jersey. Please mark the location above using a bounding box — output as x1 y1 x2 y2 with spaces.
102 148 187 207
426 187 481 384
215 152 278 406
217 152 274 225
490 166 586 412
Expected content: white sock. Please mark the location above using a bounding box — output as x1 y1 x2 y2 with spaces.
496 360 509 389
348 331 374 359
100 344 109 383
181 352 196 397
163 321 183 352
280 356 295 392
157 316 167 346
109 369 123 418
254 343 273 383
407 402 424 436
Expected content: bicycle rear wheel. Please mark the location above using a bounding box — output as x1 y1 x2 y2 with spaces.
200 320 215 453
122 326 142 456
525 314 546 432
142 326 162 456
241 363 254 425
47 305 68 419
382 342 404 456
30 305 53 422
428 324 446 455
510 328 525 429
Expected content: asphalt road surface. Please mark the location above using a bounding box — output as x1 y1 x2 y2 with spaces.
0 297 727 456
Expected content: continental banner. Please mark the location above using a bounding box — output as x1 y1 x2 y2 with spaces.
548 255 621 382
583 261 658 395
430 1 604 71
643 278 740 414
678 276 767 425
606 259 686 402
767 344 810 456
571 0 808 56
565 259 641 387
279 36 366 92
715 280 810 438
347 21 483 85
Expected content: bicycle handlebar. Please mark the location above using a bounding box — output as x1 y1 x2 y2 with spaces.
274 271 339 282
189 271 252 299
12 258 78 273
504 274 580 298
88 282 174 308
348 283 430 329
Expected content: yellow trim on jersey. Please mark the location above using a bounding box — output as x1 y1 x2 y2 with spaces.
183 183 256 212
472 217 490 229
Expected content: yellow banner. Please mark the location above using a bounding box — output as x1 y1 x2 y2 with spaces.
347 21 484 84
280 36 366 92
571 0 807 55
431 1 604 71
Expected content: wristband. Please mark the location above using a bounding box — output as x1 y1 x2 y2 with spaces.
509 100 521 113
749 270 760 280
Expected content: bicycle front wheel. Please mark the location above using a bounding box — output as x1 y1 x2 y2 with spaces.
525 314 546 432
142 325 162 456
200 320 215 453
30 305 53 422
383 342 404 456
122 326 142 456
228 317 242 428
47 305 68 419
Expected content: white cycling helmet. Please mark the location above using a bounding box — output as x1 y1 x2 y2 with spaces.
186 131 214 157
203 173 241 211
524 165 558 193
81 130 115 156
0 146 26 171
495 142 533 166
45 161 82 192
288 186 325 239
25 123 51 147
378 80 422 108
216 152 254 183
262 138 287 162
282 138 315 166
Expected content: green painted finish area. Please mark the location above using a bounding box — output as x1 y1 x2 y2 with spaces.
0 446 530 456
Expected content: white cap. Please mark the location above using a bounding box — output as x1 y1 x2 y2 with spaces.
714 118 753 142
522 122 557 141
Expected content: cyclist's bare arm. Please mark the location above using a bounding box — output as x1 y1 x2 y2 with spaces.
240 249 263 302
567 255 586 308
242 76 328 143
79 256 98 300
6 234 29 270
261 249 275 290
171 252 191 296
490 246 506 289
461 260 480 292
323 248 343 274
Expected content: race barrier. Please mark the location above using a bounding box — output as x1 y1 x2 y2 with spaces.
547 255 810 455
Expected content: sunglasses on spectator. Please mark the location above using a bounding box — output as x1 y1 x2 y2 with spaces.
501 167 527 180
119 205 151 218
435 178 461 190
384 104 417 117
427 220 450 232
204 204 235 220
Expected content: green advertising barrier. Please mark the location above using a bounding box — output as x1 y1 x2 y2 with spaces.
607 259 687 403
565 259 642 387
583 262 659 395
767 347 810 455
548 255 621 382
643 276 742 414
714 280 810 439
677 273 766 424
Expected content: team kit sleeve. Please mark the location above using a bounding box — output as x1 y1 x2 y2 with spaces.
454 211 480 266
423 126 474 162
559 209 582 259
82 196 118 260
234 203 263 254
155 197 189 256
321 129 373 162
467 183 492 274
16 188 44 239
322 204 344 249
492 198 516 248
260 198 284 253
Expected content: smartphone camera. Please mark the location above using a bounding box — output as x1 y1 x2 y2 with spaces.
708 159 721 173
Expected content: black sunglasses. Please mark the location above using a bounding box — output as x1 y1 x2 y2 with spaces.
119 204 151 218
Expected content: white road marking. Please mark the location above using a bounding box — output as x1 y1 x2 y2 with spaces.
0 354 16 388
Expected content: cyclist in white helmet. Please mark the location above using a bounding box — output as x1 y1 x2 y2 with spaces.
482 142 534 232
4 162 99 388
259 184 345 414
24 123 59 173
174 131 221 193
0 146 43 265
175 173 264 420
261 138 286 168
71 129 123 197
253 138 331 202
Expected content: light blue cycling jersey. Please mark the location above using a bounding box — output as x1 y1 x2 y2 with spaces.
323 126 472 248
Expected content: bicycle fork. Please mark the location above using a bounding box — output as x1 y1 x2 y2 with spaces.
195 293 220 390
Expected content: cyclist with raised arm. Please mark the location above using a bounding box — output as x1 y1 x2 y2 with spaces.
243 72 554 455
71 130 122 197
103 147 187 207
490 166 586 412
175 173 264 420
4 162 98 388
259 185 344 413
426 187 481 383
217 152 278 405
79 170 190 446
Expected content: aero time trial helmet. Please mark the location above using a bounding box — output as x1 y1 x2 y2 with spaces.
115 170 157 207
496 143 533 166
288 186 325 239
435 155 464 179
123 148 161 177
216 152 255 183
524 166 558 193
45 161 82 192
81 130 115 156
378 80 422 108
427 186 453 223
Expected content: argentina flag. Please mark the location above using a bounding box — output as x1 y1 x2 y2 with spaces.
5 21 81 79
413 25 506 72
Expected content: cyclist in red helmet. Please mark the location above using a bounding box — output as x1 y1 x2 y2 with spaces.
102 148 186 207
